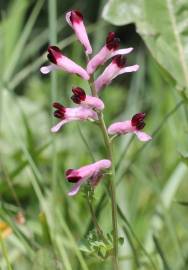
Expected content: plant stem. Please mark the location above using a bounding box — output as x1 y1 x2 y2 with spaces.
88 72 97 97
87 65 119 269
98 113 119 269
86 194 107 242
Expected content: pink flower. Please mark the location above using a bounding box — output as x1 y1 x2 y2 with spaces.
40 46 89 80
87 32 133 74
94 55 139 92
108 113 152 141
66 10 92 55
71 87 104 111
65 159 111 196
51 102 98 132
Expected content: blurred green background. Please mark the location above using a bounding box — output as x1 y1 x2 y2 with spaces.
0 0 188 269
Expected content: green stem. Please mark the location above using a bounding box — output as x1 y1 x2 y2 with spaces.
87 64 119 269
99 113 119 269
77 124 106 242
86 195 107 243
88 70 98 97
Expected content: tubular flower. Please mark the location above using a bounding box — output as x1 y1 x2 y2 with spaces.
71 87 104 111
51 102 98 133
87 32 133 74
108 113 152 141
94 55 139 92
40 46 89 80
66 10 92 55
65 159 112 196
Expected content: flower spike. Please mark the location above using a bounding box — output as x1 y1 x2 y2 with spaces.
65 160 111 196
108 112 152 141
66 10 92 55
51 102 98 132
87 32 133 74
71 87 104 111
94 55 139 92
40 46 89 80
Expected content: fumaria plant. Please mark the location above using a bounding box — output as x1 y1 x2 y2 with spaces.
40 10 151 270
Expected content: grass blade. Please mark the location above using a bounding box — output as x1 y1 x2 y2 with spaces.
3 0 44 81
153 235 171 270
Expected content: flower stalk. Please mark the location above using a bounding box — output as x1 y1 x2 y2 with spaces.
85 189 107 243
87 67 119 269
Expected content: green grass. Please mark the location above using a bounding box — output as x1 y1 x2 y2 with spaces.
0 1 188 269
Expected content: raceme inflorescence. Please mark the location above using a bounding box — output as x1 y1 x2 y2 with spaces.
40 9 152 269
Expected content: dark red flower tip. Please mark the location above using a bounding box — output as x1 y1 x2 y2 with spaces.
131 112 146 130
71 87 86 104
52 102 66 119
70 10 83 24
113 55 126 68
47 46 62 64
65 169 82 183
53 102 65 110
106 32 120 51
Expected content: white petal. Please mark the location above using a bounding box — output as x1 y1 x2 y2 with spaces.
135 131 152 141
68 182 81 196
51 120 67 132
40 64 57 74
65 11 72 27
108 48 134 59
118 64 140 75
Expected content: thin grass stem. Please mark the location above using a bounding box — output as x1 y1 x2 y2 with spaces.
77 123 95 162
48 0 58 196
0 232 13 270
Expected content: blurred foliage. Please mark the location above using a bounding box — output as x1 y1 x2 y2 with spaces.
0 0 188 269
103 0 188 94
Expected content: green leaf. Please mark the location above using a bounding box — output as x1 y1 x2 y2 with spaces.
103 0 188 91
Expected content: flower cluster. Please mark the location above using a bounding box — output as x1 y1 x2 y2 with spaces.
41 10 151 196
